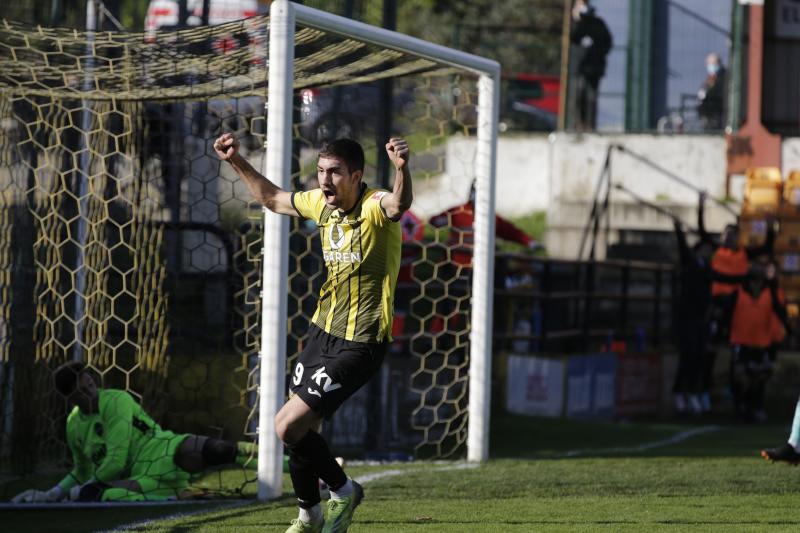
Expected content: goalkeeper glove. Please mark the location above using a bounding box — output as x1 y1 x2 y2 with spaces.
11 485 63 503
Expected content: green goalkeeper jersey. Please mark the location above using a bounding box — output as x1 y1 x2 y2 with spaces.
57 389 166 491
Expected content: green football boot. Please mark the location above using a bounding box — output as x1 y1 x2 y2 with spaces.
322 480 364 533
285 518 324 533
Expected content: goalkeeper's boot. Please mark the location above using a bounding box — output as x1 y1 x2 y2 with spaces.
322 480 363 533
761 443 800 465
285 518 324 533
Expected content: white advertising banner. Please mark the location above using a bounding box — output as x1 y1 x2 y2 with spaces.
506 355 564 417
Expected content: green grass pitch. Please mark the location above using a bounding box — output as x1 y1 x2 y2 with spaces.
3 414 800 532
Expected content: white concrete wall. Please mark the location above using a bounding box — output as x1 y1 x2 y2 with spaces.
411 135 551 219
548 134 728 205
414 133 737 259
783 138 800 178
546 133 736 258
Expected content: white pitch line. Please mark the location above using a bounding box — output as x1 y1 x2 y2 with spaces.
558 425 720 458
354 461 478 485
96 499 254 532
97 462 478 532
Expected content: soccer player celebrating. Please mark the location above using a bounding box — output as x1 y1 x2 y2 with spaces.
213 133 411 533
11 361 256 503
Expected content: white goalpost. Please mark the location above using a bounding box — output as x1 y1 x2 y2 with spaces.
257 0 295 501
257 0 500 500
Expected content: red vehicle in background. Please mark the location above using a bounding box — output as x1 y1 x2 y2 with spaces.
501 73 561 132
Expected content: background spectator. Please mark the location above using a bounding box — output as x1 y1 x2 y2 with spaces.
697 53 727 131
570 0 613 131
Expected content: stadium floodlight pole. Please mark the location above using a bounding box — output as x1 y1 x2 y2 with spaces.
72 0 97 363
257 0 294 501
291 0 500 463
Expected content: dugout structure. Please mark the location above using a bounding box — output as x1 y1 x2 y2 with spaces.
0 0 499 501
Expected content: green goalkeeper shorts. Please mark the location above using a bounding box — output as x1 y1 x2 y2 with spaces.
101 430 191 502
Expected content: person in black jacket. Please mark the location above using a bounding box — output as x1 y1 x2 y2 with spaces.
671 193 716 415
697 53 727 131
570 0 612 131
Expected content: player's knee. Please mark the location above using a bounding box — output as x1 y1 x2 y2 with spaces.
201 438 237 466
274 415 304 444
274 416 292 443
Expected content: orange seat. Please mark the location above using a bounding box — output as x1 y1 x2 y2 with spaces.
743 167 782 217
746 166 782 183
781 171 800 217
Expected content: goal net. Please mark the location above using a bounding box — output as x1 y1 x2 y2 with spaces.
0 1 497 501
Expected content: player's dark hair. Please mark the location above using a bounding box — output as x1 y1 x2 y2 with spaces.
319 139 364 173
54 361 86 397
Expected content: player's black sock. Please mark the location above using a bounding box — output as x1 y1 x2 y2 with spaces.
201 438 237 466
288 444 321 508
291 430 347 492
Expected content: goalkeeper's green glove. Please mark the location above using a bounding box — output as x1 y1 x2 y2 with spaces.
11 485 63 503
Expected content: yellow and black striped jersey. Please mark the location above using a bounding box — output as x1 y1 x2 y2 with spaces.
291 184 401 343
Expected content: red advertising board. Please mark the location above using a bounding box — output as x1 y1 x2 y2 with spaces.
615 352 662 417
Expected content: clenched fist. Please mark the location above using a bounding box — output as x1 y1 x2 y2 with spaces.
213 133 240 161
385 138 409 171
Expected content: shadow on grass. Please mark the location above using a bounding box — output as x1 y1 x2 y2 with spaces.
0 495 298 533
490 411 789 460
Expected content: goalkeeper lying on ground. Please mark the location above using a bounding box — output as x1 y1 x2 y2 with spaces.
12 361 256 503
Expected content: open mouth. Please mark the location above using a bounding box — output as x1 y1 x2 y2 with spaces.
322 189 336 201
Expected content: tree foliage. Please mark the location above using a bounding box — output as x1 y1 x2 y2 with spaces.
303 0 564 74
4 0 146 31
5 0 86 28
5 0 564 74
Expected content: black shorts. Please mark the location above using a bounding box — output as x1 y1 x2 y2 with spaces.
731 345 773 375
291 325 386 418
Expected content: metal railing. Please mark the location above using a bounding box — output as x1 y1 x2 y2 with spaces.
493 252 675 354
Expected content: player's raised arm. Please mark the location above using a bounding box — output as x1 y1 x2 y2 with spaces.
380 137 413 221
213 133 297 216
